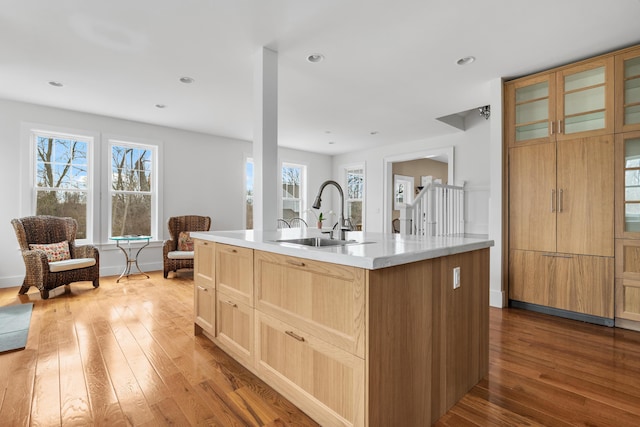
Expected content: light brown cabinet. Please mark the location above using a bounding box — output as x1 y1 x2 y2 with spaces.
216 292 254 366
213 243 255 365
194 239 215 288
256 311 365 426
505 57 614 147
193 239 215 335
510 250 614 318
615 46 640 133
615 240 640 324
254 251 365 357
506 53 618 323
614 131 640 329
194 241 490 426
509 135 614 257
216 243 254 305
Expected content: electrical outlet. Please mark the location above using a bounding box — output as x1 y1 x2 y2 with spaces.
453 266 461 289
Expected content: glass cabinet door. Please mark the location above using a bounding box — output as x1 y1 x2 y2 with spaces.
616 48 640 132
617 131 640 238
506 73 555 146
558 58 614 138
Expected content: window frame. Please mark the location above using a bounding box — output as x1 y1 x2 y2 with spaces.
106 137 160 240
344 163 365 231
23 123 97 245
245 156 254 230
280 161 306 221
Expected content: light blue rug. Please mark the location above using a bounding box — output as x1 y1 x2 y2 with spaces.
0 303 33 353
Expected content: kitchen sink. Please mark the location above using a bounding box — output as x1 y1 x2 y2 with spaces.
273 237 357 247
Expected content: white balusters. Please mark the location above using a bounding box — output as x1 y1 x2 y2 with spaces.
399 183 465 236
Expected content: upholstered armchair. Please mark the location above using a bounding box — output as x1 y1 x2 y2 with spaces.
12 216 100 299
163 215 211 278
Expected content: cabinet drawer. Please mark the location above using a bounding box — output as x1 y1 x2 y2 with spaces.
254 250 365 357
216 291 253 368
194 239 215 288
194 281 215 335
216 244 254 306
255 312 365 427
510 250 614 318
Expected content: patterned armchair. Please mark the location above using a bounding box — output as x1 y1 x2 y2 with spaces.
11 216 100 299
163 215 211 278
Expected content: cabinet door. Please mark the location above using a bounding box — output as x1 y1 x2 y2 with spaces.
194 281 215 335
509 142 557 252
255 312 365 427
615 131 640 238
557 57 614 139
510 250 613 319
556 135 614 256
615 46 640 133
505 73 556 146
216 292 253 367
254 251 365 357
194 239 215 288
615 240 640 322
216 244 254 306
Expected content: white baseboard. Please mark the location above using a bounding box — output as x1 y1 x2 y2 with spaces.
490 289 505 308
0 261 165 289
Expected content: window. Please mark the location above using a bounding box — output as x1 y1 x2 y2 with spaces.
281 163 305 220
345 166 364 230
246 158 254 230
33 131 93 240
109 140 157 237
394 174 414 210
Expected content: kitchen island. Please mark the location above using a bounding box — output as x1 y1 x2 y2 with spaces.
190 229 493 427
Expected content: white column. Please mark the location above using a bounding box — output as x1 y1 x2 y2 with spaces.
253 47 279 231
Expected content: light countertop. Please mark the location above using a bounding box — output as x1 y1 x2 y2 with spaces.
190 229 494 270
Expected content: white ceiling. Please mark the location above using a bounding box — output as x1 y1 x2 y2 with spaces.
2 0 640 155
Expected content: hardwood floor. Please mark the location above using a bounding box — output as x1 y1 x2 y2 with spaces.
0 272 318 426
1 272 640 426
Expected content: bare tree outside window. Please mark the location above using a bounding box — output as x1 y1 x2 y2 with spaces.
346 167 364 229
111 144 152 236
282 165 302 220
35 135 89 238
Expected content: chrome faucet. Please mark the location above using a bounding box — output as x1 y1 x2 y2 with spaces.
312 180 347 240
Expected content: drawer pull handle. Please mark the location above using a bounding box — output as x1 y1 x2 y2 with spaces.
197 286 208 291
286 260 306 267
225 300 238 308
285 330 305 342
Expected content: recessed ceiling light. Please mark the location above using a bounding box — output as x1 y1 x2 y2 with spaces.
155 104 166 109
179 76 194 84
328 141 335 145
307 53 324 63
456 56 476 66
48 81 63 87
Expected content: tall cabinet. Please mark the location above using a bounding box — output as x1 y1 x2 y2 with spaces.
614 45 640 329
506 55 616 323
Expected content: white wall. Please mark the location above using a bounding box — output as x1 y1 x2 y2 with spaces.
0 99 332 287
333 111 491 234
333 106 505 307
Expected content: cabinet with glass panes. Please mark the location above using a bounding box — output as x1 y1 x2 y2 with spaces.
616 131 640 238
505 57 614 147
616 47 640 133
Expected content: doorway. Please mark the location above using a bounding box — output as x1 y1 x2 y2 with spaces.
383 147 454 234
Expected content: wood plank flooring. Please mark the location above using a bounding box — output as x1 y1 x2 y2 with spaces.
0 272 318 427
1 271 640 426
